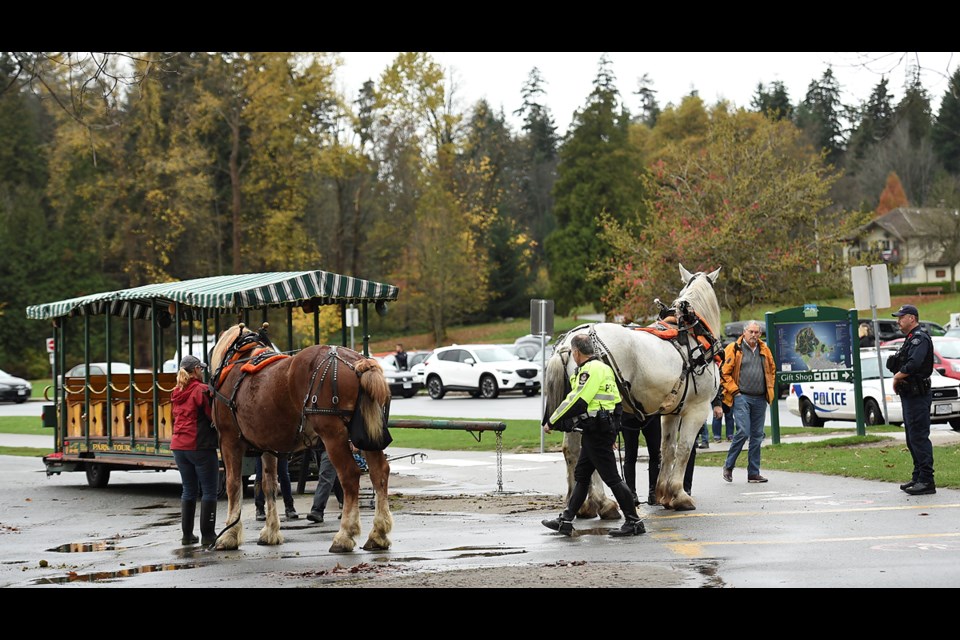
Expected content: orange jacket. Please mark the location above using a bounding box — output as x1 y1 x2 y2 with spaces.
721 335 776 406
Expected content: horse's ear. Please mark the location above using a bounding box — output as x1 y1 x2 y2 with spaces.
679 263 694 284
706 267 721 283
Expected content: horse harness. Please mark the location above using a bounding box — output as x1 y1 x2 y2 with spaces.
557 302 722 422
209 328 363 455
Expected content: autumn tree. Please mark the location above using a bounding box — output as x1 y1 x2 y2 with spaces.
876 171 909 216
370 52 489 343
599 108 867 322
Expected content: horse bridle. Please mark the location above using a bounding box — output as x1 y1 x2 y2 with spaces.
209 328 361 454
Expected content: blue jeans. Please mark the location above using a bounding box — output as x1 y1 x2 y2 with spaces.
901 391 934 483
699 424 710 445
173 449 219 503
255 455 294 509
724 394 767 477
712 405 735 440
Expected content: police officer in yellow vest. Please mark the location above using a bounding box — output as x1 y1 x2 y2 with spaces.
542 334 646 537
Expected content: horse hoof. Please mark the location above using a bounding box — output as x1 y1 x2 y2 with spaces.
362 540 390 551
598 505 622 520
328 543 353 553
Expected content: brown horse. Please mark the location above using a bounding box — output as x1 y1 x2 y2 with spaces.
209 324 393 553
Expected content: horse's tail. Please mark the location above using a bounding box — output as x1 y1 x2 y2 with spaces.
544 350 569 420
355 358 390 441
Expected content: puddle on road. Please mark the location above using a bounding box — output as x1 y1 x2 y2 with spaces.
452 550 527 559
30 562 205 585
47 541 126 553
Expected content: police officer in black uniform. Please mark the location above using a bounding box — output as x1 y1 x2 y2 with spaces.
887 304 936 495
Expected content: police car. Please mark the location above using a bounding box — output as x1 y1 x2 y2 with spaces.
786 347 960 430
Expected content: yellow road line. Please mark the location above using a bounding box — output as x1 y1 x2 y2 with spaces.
652 503 960 520
666 532 960 558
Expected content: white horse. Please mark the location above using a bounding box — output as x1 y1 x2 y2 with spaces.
544 264 722 514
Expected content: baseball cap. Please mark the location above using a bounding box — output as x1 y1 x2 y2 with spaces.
891 304 919 318
179 354 206 371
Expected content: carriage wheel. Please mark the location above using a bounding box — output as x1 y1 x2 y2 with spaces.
479 375 499 399
864 399 884 426
85 463 111 488
799 398 824 427
427 376 446 399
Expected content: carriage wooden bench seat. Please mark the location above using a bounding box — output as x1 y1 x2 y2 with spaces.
917 286 944 296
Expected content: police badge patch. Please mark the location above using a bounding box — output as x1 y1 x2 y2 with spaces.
578 372 590 385
911 338 921 345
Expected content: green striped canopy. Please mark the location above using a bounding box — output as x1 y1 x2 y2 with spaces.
26 271 399 321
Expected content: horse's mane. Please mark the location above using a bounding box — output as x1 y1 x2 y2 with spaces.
672 270 721 339
211 324 245 370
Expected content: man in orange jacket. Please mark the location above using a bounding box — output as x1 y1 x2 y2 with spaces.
720 320 776 484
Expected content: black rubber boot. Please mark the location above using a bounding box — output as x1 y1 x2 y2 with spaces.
200 501 218 547
647 489 657 506
180 500 198 545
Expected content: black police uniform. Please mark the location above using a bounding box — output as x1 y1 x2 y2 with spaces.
891 325 935 490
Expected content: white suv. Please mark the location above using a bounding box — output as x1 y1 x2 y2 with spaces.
421 344 541 399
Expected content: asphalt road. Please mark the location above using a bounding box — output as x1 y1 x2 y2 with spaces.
4 396 959 588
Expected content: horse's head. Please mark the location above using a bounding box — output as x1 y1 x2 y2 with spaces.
676 264 721 336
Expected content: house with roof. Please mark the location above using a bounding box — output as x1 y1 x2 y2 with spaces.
846 207 960 285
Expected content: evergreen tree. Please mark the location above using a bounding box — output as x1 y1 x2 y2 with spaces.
545 54 647 314
751 80 793 121
514 68 559 260
847 77 896 160
894 68 934 149
794 67 846 164
460 99 535 319
932 67 960 174
633 73 661 127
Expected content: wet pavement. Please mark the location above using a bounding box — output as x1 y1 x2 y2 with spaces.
2 423 960 587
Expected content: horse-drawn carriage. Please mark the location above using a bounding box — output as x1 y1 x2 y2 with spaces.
27 270 399 496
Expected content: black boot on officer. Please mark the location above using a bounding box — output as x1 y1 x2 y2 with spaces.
542 480 590 536
608 480 646 537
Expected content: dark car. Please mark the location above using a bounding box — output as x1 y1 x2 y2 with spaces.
0 368 32 403
873 318 946 343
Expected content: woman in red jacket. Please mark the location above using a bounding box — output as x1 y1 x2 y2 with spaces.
171 355 218 547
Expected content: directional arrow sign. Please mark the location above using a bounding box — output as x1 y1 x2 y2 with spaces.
778 369 854 384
